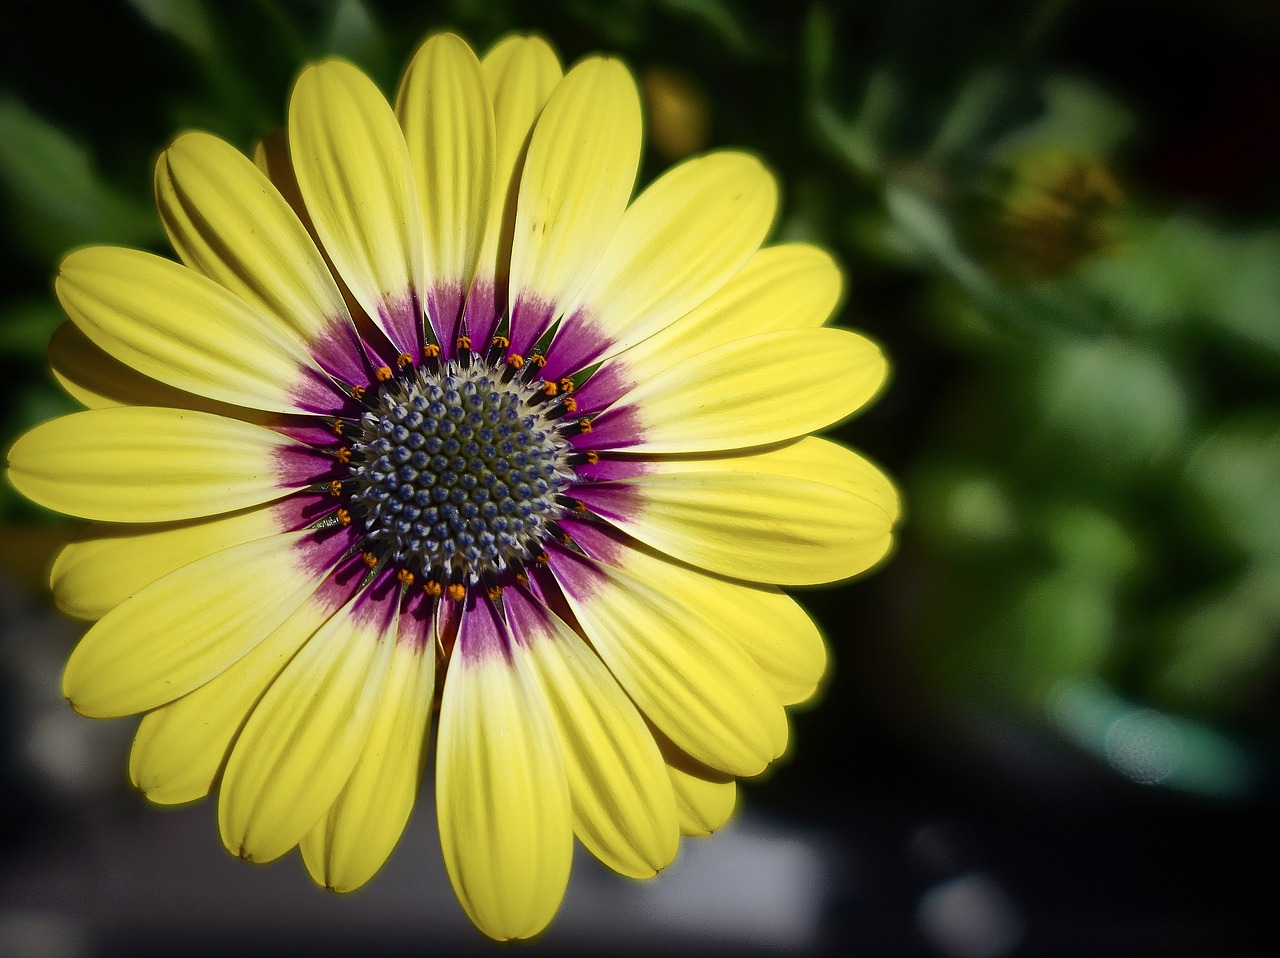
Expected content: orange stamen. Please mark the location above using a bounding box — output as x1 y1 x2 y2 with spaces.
487 584 503 601
558 377 575 395
397 568 415 586
336 508 352 526
423 344 441 359
455 336 471 352
335 447 351 464
562 396 578 414
423 579 443 598
374 365 393 382
396 352 414 368
446 583 466 602
507 353 525 370
490 335 510 350
327 480 344 497
362 552 379 569
541 380 558 398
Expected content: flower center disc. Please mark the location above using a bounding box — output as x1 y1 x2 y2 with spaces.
347 360 573 582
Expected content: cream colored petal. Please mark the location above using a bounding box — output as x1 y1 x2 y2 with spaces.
7 407 301 523
219 590 398 863
50 502 287 621
56 247 336 414
62 529 322 718
396 34 495 322
560 151 777 365
155 131 359 380
506 57 641 334
436 596 572 941
589 327 887 453
300 631 436 892
289 59 425 353
509 589 678 878
607 243 844 381
129 592 339 805
553 553 787 778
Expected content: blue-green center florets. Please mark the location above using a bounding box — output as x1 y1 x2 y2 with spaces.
347 360 574 582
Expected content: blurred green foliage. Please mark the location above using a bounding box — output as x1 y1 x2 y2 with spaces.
1 0 1276 793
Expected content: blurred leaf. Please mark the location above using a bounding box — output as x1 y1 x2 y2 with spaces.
0 298 63 360
129 0 219 56
996 75 1134 159
914 464 1021 554
1183 414 1280 560
322 0 391 73
927 68 1013 167
658 0 757 57
1030 336 1192 474
0 96 159 261
1039 502 1143 586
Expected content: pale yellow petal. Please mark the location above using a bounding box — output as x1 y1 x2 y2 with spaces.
301 632 435 892
289 59 425 352
7 407 301 523
609 243 844 378
587 467 893 587
56 247 335 414
50 503 286 620
62 529 322 718
511 590 678 878
507 57 641 327
219 591 398 863
396 34 495 312
474 35 562 285
562 151 777 363
669 764 737 837
589 327 887 453
155 131 356 377
436 597 572 941
553 553 787 777
594 537 828 707
129 592 338 805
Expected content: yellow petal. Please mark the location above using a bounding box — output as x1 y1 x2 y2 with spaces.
50 502 287 620
589 327 887 453
436 596 572 940
585 466 894 587
62 529 324 718
506 57 641 346
669 763 737 837
608 243 843 379
301 626 436 892
593 535 829 707
289 59 425 353
129 592 339 805
7 407 302 523
396 33 495 334
219 588 398 863
56 247 336 414
558 151 777 367
472 35 562 284
553 551 787 778
155 131 362 384
509 588 678 878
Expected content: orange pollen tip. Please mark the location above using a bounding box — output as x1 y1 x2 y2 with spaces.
455 336 471 351
327 480 344 497
487 584 503 600
446 583 466 602
507 353 525 369
558 378 575 395
423 579 443 598
374 366 393 382
336 508 352 526
350 385 365 400
585 450 600 464
396 352 414 368
562 396 578 414
529 353 547 368
578 417 593 434
362 552 379 569
335 447 351 464
515 572 529 586
423 344 441 359
490 335 510 350
332 420 344 436
571 498 587 514
541 381 558 398
535 551 550 566
397 568 415 586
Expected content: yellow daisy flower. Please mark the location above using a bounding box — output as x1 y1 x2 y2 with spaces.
6 32 898 940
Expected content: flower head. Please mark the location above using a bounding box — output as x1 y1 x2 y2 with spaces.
6 32 898 940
